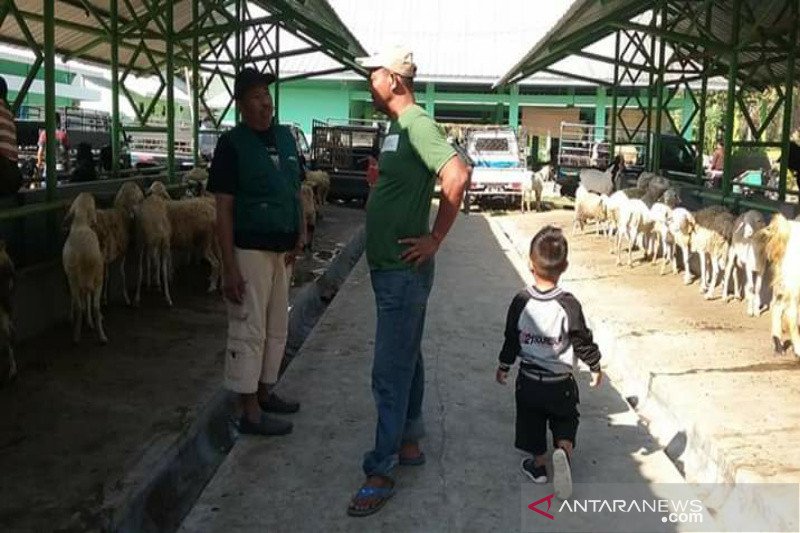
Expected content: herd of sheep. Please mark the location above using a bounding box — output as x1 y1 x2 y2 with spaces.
59 167 331 346
570 168 800 358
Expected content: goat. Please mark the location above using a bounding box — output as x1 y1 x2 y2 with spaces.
135 182 173 306
759 213 800 356
573 185 607 235
522 165 548 213
668 207 696 284
691 206 735 300
62 193 108 344
616 199 655 267
579 167 615 196
721 210 767 316
305 170 330 210
94 182 144 305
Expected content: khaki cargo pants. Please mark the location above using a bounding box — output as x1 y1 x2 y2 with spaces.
224 248 291 394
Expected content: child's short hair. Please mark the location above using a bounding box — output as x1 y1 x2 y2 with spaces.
529 225 568 279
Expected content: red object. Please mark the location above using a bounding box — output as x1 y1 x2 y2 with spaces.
366 156 379 187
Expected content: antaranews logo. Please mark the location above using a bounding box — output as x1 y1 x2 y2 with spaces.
527 493 556 520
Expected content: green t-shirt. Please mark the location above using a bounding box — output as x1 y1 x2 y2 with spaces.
366 105 456 270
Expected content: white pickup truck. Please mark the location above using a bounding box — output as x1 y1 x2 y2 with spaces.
463 127 532 210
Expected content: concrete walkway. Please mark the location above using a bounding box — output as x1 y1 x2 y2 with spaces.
180 212 687 532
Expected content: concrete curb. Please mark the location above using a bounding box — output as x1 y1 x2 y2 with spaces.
484 214 786 533
102 225 366 533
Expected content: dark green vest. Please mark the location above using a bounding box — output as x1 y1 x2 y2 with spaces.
228 123 301 240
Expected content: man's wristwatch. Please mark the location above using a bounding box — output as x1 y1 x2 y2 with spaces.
498 363 511 372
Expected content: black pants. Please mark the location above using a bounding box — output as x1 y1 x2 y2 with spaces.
515 373 579 456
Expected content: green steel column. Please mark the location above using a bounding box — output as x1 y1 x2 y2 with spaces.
110 0 120 177
509 84 520 129
274 26 281 121
778 0 798 201
43 0 56 200
594 86 607 141
610 30 620 157
235 0 242 122
652 2 668 173
680 92 694 142
695 0 712 185
425 82 436 116
165 0 175 183
722 0 742 197
191 0 200 165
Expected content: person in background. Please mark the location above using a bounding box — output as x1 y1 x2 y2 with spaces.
37 111 70 174
0 76 22 195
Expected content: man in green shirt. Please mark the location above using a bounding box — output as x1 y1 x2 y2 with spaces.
348 47 470 517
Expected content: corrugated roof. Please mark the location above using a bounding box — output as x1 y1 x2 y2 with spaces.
497 0 799 90
0 1 366 75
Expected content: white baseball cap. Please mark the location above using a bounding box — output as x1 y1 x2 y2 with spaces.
357 46 417 78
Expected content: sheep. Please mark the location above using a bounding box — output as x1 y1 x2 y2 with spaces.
690 206 736 300
572 185 607 235
305 170 330 210
658 187 681 209
648 202 674 272
0 242 15 384
616 199 655 267
62 193 108 344
135 182 173 306
579 167 615 196
94 182 144 306
301 183 317 252
759 213 800 356
722 210 767 316
668 207 696 284
522 165 548 213
604 188 645 245
636 171 657 191
640 175 671 208
149 181 221 294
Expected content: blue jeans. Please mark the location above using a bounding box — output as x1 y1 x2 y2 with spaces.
362 260 435 478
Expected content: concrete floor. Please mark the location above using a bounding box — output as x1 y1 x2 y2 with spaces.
180 211 691 533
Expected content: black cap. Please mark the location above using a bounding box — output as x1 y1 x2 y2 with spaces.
233 68 276 100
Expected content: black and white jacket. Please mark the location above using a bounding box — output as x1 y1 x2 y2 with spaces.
498 286 601 377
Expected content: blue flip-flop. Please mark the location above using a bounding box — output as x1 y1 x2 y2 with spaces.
399 452 426 466
347 483 395 517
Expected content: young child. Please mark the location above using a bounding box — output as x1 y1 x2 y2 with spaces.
496 225 602 499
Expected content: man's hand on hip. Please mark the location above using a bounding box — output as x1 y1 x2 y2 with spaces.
399 234 440 266
223 265 246 304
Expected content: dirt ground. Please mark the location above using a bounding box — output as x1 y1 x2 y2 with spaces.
492 207 800 486
0 203 365 533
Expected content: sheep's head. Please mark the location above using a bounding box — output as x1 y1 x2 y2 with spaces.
147 181 170 200
64 192 97 230
115 182 145 217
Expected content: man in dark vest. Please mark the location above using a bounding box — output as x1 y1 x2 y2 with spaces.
208 68 305 436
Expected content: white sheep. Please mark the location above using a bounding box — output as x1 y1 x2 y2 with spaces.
62 193 108 344
667 207 696 284
94 182 144 305
135 182 173 306
690 206 735 300
647 202 673 273
572 185 607 235
616 198 655 267
522 165 548 212
722 210 767 316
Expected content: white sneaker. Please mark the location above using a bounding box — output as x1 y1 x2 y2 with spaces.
552 448 572 499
